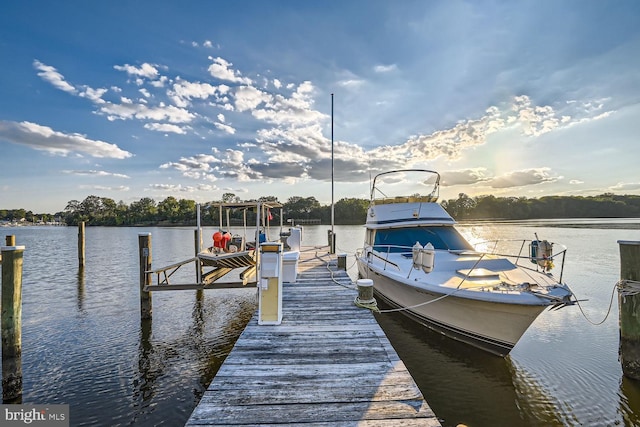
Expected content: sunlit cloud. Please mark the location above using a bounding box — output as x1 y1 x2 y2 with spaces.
0 120 132 159
610 182 640 192
441 168 492 186
488 168 561 189
63 170 130 178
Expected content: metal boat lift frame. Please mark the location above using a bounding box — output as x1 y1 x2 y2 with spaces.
144 201 283 291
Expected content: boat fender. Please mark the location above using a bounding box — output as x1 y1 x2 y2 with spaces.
213 231 224 249
412 241 422 269
530 240 539 264
421 242 435 273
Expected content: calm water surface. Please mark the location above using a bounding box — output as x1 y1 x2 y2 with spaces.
2 220 640 426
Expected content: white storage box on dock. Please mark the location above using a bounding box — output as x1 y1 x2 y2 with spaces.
282 251 300 283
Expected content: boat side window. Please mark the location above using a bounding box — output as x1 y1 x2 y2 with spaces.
365 229 375 246
373 226 473 252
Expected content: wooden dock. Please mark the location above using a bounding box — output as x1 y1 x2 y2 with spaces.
186 246 441 426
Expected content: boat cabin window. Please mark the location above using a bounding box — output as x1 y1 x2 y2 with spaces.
373 226 473 252
365 229 375 246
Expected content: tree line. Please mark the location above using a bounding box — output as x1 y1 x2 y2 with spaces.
441 193 640 220
2 192 640 227
56 193 369 226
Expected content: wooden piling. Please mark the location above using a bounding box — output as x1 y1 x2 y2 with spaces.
195 229 202 284
78 221 85 267
618 240 640 379
327 230 336 254
138 233 152 319
5 235 15 246
337 253 347 270
1 245 25 402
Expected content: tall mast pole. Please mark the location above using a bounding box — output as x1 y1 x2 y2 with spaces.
331 93 335 253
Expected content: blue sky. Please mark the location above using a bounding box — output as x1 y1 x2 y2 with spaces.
1 1 639 213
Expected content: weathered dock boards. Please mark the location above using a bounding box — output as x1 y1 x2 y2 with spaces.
186 247 441 426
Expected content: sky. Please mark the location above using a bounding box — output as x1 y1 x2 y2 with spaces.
1 1 640 214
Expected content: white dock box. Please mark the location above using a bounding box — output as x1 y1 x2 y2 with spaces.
282 250 300 283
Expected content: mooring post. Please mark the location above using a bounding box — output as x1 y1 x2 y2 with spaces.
337 253 347 270
194 229 202 285
1 244 25 402
327 229 336 254
78 221 85 267
618 240 640 379
5 235 15 246
138 233 152 319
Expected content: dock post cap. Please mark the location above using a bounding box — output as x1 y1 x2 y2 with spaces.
1 245 26 251
618 240 640 245
356 278 374 287
138 232 152 236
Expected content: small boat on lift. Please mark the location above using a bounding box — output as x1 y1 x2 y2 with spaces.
197 201 302 286
356 169 575 356
146 201 302 290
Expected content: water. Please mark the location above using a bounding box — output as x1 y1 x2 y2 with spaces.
2 220 640 426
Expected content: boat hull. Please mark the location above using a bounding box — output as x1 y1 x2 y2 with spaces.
359 263 547 356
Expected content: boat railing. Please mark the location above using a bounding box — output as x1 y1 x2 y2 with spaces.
473 239 568 283
363 239 568 283
365 244 410 271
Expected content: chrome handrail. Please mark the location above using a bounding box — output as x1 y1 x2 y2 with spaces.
362 239 568 283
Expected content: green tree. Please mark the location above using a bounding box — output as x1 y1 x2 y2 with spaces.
158 196 180 222
284 196 321 219
335 198 369 224
129 197 157 224
178 198 197 222
221 193 240 203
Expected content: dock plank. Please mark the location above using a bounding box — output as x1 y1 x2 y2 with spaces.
185 247 441 426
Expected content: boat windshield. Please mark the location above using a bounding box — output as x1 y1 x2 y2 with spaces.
373 226 473 252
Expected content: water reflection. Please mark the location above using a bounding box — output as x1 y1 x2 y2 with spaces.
619 376 640 426
374 302 565 427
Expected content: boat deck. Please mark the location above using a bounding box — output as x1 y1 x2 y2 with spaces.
185 246 440 426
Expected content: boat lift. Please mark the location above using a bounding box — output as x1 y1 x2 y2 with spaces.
144 201 284 291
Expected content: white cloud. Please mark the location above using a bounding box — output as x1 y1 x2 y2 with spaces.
169 79 218 107
99 102 195 123
441 168 492 186
144 123 188 134
489 168 561 189
610 182 640 192
79 87 108 104
235 85 272 112
214 122 236 134
63 170 130 179
33 60 76 94
78 185 130 192
207 57 252 84
374 64 398 73
0 120 132 159
113 63 160 80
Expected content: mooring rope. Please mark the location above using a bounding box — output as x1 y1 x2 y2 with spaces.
618 279 640 297
573 281 620 326
354 296 379 312
316 251 357 290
